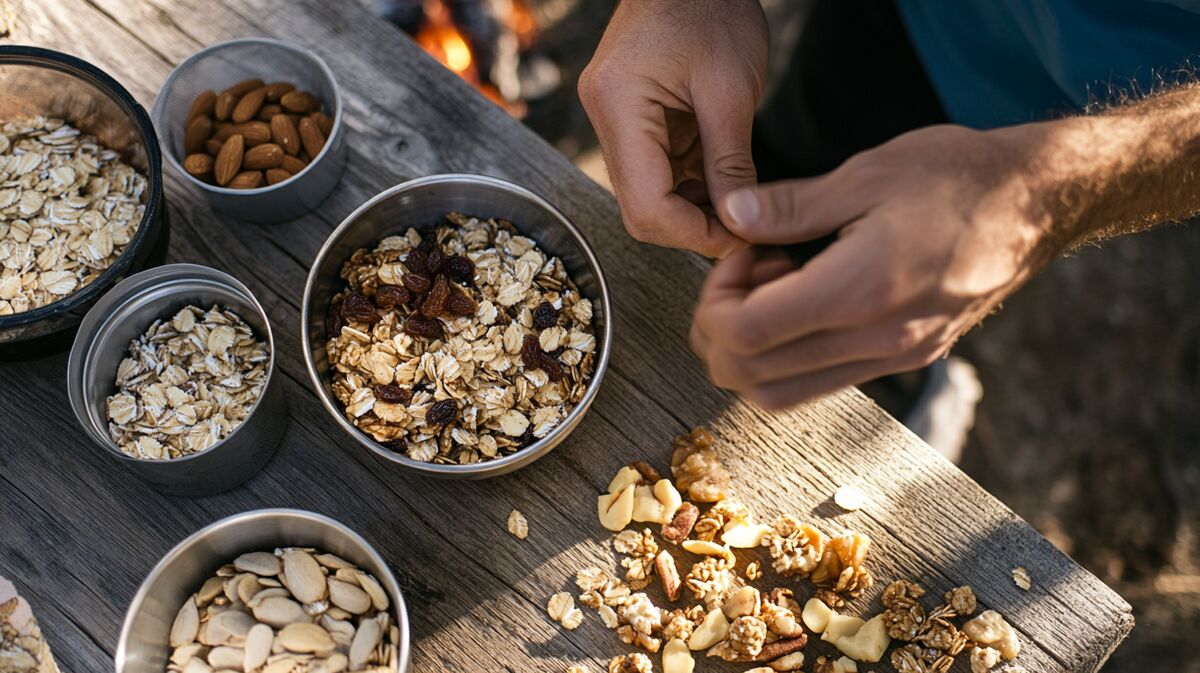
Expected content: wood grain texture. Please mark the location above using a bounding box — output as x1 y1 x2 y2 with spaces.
0 1 1131 672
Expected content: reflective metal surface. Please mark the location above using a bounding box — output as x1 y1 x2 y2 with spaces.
302 174 612 478
116 509 411 673
151 38 346 223
67 264 285 495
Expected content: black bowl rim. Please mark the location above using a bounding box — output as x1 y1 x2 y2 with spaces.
0 45 164 328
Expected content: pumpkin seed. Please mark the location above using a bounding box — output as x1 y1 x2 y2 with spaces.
282 550 326 604
234 552 282 577
277 622 335 655
243 623 273 672
327 579 371 615
170 597 199 648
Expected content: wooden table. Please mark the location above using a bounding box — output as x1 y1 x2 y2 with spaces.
0 1 1133 672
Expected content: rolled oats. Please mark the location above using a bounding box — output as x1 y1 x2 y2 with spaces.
507 509 529 540
0 117 146 316
1010 566 1032 591
105 305 268 459
0 575 58 673
325 215 595 464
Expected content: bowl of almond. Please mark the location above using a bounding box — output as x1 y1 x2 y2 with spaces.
150 38 346 223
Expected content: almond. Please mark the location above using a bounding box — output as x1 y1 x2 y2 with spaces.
204 138 224 156
214 121 271 146
243 143 284 170
187 90 216 122
257 103 283 122
265 168 292 185
221 78 264 98
232 86 268 123
183 115 212 155
264 81 295 101
270 114 301 156
280 155 308 174
228 170 264 189
309 110 334 137
214 134 244 186
298 117 326 158
182 153 214 177
280 89 315 113
214 90 238 121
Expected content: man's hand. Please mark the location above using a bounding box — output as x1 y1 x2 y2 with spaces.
691 124 1069 408
579 0 767 258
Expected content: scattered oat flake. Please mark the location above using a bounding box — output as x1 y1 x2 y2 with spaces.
560 607 584 630
547 592 574 622
1011 566 1032 591
834 484 867 511
507 509 529 540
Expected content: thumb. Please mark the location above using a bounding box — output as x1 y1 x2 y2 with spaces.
719 178 850 245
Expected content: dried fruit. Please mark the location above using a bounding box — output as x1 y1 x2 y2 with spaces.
425 247 446 274
341 291 381 324
403 272 433 294
445 254 475 284
421 274 451 318
534 301 559 330
520 334 542 369
214 133 244 186
427 399 457 425
375 284 412 308
373 384 411 405
447 291 476 316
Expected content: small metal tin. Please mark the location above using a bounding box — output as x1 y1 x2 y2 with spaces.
150 38 346 223
67 263 285 496
116 508 411 673
301 174 613 479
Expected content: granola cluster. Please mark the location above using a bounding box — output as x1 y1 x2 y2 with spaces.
325 213 596 464
0 117 147 315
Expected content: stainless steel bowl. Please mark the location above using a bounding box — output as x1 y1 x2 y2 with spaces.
67 263 285 496
150 38 346 223
302 174 612 478
116 508 411 673
0 46 169 353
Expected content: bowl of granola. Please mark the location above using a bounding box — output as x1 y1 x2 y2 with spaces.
0 46 169 353
301 174 611 478
66 263 286 496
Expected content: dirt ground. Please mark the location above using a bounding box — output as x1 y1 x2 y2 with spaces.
955 224 1200 672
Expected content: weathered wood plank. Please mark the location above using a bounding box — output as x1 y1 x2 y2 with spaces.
0 0 1131 672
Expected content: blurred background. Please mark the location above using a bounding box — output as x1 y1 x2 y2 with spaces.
365 0 1199 670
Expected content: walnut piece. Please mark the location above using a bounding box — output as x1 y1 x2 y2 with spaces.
944 585 977 617
662 502 699 543
670 427 731 502
810 531 874 597
762 516 826 577
963 610 1020 660
608 653 652 673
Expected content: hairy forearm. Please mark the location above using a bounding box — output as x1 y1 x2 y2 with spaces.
1004 83 1200 254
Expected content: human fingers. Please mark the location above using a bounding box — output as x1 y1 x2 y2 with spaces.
692 72 759 215
719 174 876 245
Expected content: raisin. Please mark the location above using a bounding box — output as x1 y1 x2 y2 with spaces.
426 399 457 425
403 272 433 294
375 284 412 308
373 384 412 404
533 301 559 330
405 248 429 275
445 255 475 284
517 426 537 448
341 291 381 324
421 274 450 319
405 316 444 340
447 291 476 316
326 301 346 337
520 334 542 370
539 352 564 381
379 439 406 453
426 247 446 274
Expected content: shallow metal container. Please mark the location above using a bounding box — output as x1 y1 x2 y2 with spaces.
302 174 612 478
116 508 411 673
67 263 285 496
0 46 169 354
150 38 346 223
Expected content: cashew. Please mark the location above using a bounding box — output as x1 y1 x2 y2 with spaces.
822 614 890 663
607 466 642 494
722 520 772 548
687 609 729 650
662 638 695 673
598 485 636 531
801 598 833 633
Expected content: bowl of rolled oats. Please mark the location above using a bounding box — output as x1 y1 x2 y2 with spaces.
67 263 286 495
302 174 611 478
0 46 169 352
117 508 410 673
151 38 346 223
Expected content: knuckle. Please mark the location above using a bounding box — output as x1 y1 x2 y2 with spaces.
724 316 770 354
708 351 754 390
709 151 757 182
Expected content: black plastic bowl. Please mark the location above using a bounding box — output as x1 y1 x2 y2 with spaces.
0 46 168 357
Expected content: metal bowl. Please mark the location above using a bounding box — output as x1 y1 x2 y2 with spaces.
0 46 169 354
150 38 346 223
301 174 612 478
116 508 411 673
66 263 286 496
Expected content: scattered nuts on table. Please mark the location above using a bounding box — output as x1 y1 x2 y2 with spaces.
555 426 1027 673
0 117 147 316
105 304 269 459
324 212 596 464
181 78 329 189
507 509 529 540
168 546 398 673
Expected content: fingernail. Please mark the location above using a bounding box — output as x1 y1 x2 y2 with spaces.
724 189 760 229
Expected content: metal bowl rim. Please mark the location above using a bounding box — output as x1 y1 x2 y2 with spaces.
300 173 613 476
66 262 278 466
114 507 412 673
0 45 165 328
151 37 344 196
